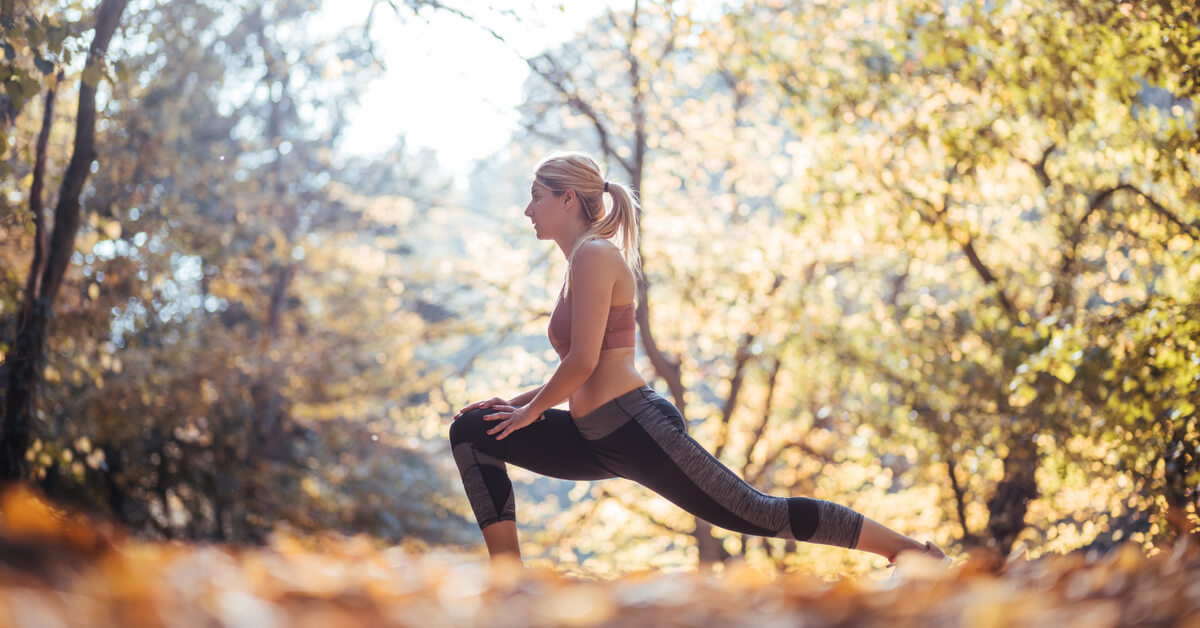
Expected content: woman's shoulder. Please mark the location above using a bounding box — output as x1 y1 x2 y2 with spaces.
569 238 626 281
572 238 623 265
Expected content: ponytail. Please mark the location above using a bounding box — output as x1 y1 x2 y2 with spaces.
533 151 643 282
568 179 642 280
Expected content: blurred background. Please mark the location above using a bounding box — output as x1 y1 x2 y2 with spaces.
0 0 1196 578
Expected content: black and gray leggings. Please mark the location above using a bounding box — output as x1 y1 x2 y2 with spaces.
448 386 864 550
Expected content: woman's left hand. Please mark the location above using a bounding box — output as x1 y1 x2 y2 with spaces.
484 405 542 440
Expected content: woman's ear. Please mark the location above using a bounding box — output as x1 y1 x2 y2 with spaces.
561 189 574 208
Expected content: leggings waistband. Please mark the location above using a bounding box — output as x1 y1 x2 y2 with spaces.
572 385 657 422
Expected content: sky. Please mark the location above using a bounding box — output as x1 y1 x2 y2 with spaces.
316 1 620 175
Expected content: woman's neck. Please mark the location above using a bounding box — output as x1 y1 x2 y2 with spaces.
554 220 592 261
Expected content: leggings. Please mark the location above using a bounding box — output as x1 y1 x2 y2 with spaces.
448 385 864 550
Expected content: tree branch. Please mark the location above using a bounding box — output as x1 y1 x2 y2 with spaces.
747 438 836 488
1032 144 1054 188
714 274 784 459
899 185 1019 318
946 457 972 542
713 331 754 460
1052 183 1198 313
740 355 782 478
21 74 60 316
622 1 646 184
528 53 633 175
39 0 128 305
1109 183 1199 239
1012 143 1055 189
409 1 634 174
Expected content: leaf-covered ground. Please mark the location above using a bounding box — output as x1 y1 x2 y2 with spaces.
0 486 1197 627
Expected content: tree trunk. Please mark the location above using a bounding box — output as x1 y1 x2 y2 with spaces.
1163 420 1199 538
1 0 129 481
0 94 15 132
985 430 1038 555
947 457 978 546
694 519 731 565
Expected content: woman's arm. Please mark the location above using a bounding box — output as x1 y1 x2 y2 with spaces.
486 241 617 439
506 384 544 407
522 242 614 417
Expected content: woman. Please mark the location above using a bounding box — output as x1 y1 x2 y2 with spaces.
449 151 945 567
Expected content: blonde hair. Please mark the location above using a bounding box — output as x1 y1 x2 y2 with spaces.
532 151 642 279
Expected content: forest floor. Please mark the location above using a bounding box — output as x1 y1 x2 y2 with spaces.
0 485 1197 627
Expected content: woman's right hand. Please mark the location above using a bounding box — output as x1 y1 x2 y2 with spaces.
453 397 511 420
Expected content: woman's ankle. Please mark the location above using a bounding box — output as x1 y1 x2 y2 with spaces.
488 551 523 566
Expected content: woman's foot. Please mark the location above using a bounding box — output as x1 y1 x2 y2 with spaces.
919 540 947 562
885 540 945 565
887 541 950 580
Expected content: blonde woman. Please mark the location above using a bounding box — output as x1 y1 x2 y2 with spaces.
450 151 945 567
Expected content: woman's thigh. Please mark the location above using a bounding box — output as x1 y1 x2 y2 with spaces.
582 389 791 537
451 407 617 482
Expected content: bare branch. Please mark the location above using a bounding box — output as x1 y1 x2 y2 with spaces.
740 356 782 477
946 458 972 541
21 74 60 315
898 186 1019 318
714 274 785 459
530 53 632 175
518 119 568 146
713 332 754 460
1109 183 1199 239
1033 144 1054 188
1052 183 1198 313
624 1 646 183
408 2 633 174
747 438 836 488
1010 144 1055 189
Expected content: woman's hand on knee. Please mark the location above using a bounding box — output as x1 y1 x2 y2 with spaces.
454 397 511 420
483 405 541 440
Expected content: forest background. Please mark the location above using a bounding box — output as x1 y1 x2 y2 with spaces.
0 0 1197 581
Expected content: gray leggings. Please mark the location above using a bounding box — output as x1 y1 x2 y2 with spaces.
449 385 863 549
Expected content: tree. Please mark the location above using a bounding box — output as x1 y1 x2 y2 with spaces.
2 0 474 544
749 0 1198 553
2 0 128 481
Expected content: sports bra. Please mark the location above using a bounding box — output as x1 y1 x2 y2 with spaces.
547 285 636 359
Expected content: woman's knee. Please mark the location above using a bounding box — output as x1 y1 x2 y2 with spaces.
448 408 494 447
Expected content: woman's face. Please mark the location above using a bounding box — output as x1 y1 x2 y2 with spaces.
524 180 563 240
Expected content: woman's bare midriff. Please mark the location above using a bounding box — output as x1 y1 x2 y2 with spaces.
567 347 646 418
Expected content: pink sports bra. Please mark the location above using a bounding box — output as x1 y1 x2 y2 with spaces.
547 286 636 359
